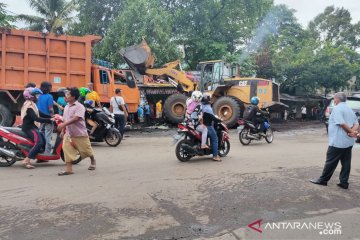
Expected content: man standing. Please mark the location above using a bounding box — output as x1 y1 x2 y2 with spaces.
57 88 96 176
144 102 151 125
37 81 54 154
85 83 101 108
156 100 163 119
301 105 307 121
310 92 359 189
110 89 128 137
137 105 144 123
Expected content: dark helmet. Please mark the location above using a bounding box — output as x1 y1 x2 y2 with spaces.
251 96 260 106
57 87 67 93
201 93 211 104
84 100 94 107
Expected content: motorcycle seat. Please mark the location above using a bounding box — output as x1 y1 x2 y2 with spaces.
2 127 31 139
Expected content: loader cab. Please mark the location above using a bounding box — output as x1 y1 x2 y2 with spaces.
198 60 240 92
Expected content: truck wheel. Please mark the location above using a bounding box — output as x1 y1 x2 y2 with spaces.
213 97 241 128
163 94 187 124
0 104 13 127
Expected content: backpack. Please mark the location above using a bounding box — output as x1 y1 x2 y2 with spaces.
243 105 257 120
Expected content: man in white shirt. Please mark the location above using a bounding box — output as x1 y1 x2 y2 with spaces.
110 89 128 137
301 105 307 121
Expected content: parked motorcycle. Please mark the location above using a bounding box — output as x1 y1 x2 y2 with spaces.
237 117 274 145
85 107 121 147
0 115 82 167
174 118 230 162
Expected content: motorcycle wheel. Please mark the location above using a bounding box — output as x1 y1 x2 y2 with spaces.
239 129 252 145
219 139 230 157
175 139 192 162
265 128 274 143
60 150 82 165
0 142 18 167
104 128 122 147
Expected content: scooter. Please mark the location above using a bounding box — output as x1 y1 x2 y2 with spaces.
85 107 122 147
0 114 82 167
174 118 230 162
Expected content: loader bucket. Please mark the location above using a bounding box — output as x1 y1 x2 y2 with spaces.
120 40 155 75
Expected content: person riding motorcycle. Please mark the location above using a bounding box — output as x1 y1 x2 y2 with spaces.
79 87 91 104
186 91 209 149
84 100 98 135
201 94 221 161
20 87 54 169
244 96 269 136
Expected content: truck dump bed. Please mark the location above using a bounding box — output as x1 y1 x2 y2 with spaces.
0 29 101 90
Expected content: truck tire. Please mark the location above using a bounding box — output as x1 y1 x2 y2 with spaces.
163 94 187 124
0 104 13 127
213 96 241 128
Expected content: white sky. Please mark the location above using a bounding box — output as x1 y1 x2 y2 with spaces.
273 0 360 26
2 0 360 27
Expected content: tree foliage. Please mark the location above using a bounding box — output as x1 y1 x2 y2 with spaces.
0 3 15 28
18 0 76 34
69 0 123 36
168 0 273 69
96 0 180 66
308 6 360 50
92 0 273 68
265 5 360 95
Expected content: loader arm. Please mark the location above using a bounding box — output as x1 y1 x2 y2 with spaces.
145 60 197 92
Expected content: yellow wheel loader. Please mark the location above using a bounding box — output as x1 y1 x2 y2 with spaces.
120 40 285 127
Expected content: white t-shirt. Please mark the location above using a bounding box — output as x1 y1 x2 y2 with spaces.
110 96 125 115
301 106 307 114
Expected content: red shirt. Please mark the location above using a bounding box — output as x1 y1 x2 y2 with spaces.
63 101 88 137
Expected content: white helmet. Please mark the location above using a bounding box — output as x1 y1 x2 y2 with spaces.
191 91 203 102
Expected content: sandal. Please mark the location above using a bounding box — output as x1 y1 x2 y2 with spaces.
58 171 74 176
22 163 35 169
212 157 222 162
88 165 96 171
201 145 210 149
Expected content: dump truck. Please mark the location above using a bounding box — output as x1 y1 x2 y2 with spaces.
0 29 140 126
121 40 285 127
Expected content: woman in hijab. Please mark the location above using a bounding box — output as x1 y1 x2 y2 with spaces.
201 94 221 161
21 87 53 169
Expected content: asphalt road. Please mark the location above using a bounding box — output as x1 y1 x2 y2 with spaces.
0 122 359 240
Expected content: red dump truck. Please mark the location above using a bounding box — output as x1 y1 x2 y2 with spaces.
0 29 140 126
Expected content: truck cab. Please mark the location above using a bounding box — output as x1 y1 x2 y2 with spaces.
91 60 140 113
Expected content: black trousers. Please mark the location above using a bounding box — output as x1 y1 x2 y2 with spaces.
319 146 352 185
114 114 126 137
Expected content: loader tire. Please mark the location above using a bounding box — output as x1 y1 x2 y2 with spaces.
213 96 241 128
163 94 187 124
0 104 13 127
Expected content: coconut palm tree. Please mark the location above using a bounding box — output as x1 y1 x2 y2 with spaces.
18 0 77 34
